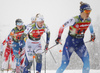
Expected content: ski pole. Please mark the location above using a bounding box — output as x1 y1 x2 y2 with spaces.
85 40 92 43
59 40 92 53
33 50 36 73
49 50 57 63
42 44 57 54
44 50 46 73
42 36 58 64
42 41 62 54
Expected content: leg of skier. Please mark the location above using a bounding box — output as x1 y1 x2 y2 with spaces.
36 54 42 73
1 47 10 72
11 48 16 73
12 42 21 73
20 48 25 72
23 55 32 73
56 36 74 73
75 42 90 73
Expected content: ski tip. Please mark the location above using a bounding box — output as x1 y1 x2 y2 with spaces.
59 50 62 52
33 55 35 58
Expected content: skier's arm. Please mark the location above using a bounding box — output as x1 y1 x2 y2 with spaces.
0 36 11 52
55 18 75 44
45 25 50 44
0 39 6 52
58 18 75 39
89 23 95 41
20 24 32 40
89 23 94 34
44 25 50 51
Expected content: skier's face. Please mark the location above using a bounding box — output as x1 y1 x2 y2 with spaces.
16 22 23 30
81 10 91 20
16 25 23 30
37 21 44 28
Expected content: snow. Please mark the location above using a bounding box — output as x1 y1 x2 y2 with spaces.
0 70 100 73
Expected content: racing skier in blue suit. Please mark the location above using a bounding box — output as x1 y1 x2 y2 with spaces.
55 2 95 73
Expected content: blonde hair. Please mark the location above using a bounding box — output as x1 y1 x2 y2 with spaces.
35 13 40 21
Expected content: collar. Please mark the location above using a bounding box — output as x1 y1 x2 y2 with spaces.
79 15 84 21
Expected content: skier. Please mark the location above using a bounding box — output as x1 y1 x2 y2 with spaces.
20 14 50 73
9 19 26 73
0 36 16 73
55 2 95 73
20 16 36 72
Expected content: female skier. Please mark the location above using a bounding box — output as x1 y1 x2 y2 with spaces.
20 14 50 73
55 2 95 73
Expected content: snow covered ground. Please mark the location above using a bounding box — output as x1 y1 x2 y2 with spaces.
0 70 100 73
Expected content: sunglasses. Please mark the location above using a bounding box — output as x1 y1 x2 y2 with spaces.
84 10 91 13
16 22 23 26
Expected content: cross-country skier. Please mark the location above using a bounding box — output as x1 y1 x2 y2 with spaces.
20 16 36 72
9 19 26 73
20 14 50 73
0 36 16 73
55 2 95 73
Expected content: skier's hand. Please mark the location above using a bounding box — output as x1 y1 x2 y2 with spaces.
91 33 95 42
0 51 3 56
45 44 48 53
55 37 61 44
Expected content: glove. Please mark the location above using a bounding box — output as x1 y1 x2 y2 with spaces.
45 44 48 50
0 51 3 56
55 37 61 44
91 33 95 42
45 44 49 53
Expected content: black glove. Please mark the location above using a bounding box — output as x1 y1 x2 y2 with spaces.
45 44 48 50
91 33 95 42
55 37 61 44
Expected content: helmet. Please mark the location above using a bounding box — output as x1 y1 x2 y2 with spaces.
15 19 23 25
80 2 92 13
35 14 44 22
31 16 36 21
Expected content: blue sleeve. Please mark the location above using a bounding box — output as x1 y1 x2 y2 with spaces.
46 32 50 44
89 24 94 34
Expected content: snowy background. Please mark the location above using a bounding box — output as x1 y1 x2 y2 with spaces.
0 0 100 71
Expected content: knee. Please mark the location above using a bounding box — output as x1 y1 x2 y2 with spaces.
36 54 42 63
27 62 32 69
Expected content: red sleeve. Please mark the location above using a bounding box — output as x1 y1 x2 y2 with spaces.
58 25 64 38
2 39 7 45
2 36 11 45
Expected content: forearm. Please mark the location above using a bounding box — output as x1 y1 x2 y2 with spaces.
46 32 50 44
89 25 94 34
20 33 27 40
58 26 64 39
